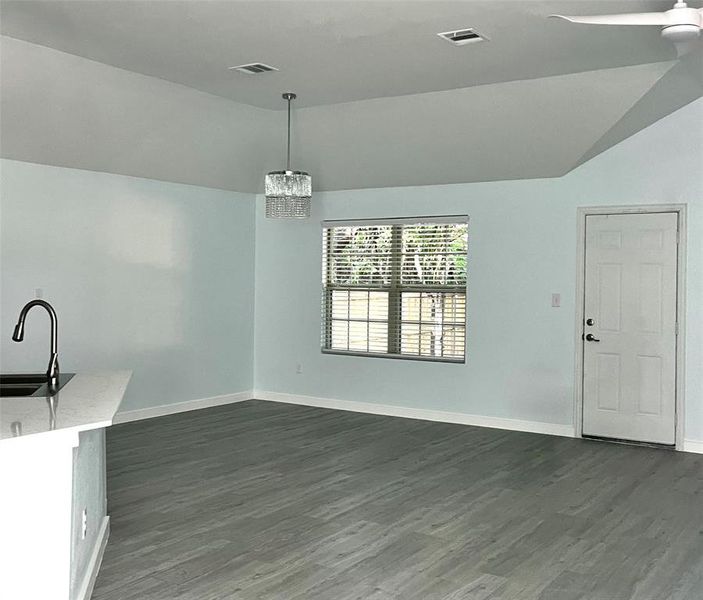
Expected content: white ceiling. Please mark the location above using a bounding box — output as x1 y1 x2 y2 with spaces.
1 2 701 192
290 61 678 190
0 36 272 193
0 0 691 109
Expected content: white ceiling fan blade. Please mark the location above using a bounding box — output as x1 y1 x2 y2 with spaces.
549 12 670 26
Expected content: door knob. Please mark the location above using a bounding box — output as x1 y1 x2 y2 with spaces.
585 333 600 342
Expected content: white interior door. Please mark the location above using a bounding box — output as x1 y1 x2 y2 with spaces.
582 212 678 445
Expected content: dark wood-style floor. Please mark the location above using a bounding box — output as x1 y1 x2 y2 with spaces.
92 400 703 600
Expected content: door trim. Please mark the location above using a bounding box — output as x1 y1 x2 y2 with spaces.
573 204 687 450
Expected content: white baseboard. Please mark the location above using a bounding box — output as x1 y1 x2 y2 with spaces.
683 439 703 454
253 390 575 438
112 389 700 452
74 516 109 600
113 390 253 424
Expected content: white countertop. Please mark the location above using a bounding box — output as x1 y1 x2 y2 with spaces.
0 370 132 442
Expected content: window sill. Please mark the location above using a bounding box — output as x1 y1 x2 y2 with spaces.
321 348 465 364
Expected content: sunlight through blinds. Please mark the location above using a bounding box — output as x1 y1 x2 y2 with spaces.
321 216 468 362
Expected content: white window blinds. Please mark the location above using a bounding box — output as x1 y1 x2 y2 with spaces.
321 216 468 362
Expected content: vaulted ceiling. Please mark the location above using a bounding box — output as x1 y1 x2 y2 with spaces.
0 0 697 109
1 1 701 192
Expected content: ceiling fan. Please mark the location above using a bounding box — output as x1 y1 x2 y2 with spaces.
550 1 703 56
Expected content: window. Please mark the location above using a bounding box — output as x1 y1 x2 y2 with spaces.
321 216 468 362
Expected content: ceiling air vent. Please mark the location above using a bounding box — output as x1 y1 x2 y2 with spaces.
437 28 488 46
229 63 279 74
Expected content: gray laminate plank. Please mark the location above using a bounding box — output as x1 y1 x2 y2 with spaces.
92 400 703 600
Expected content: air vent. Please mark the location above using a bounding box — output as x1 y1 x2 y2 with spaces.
229 63 279 74
437 28 488 46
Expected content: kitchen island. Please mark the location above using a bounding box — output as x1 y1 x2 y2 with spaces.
0 370 131 600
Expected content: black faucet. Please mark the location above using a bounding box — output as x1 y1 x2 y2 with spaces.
12 300 60 390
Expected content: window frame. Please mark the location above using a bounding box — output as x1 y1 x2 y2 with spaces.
321 215 469 364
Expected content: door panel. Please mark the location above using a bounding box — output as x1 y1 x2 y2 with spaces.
636 355 662 416
638 264 663 333
596 354 621 412
597 264 622 331
583 212 677 445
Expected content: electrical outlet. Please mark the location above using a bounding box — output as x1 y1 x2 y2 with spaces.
81 508 87 540
296 363 303 374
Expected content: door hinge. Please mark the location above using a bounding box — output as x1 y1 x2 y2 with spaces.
675 322 679 336
676 229 680 244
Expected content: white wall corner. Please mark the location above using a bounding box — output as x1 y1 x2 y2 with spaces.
252 390 576 438
113 391 254 424
682 439 703 455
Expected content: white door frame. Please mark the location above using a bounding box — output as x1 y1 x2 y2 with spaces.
573 204 687 450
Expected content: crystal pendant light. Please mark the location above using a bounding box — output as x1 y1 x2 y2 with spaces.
265 92 311 219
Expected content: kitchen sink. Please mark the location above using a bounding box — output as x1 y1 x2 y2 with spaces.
0 373 75 397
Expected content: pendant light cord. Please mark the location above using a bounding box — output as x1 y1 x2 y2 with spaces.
281 92 296 172
286 95 291 172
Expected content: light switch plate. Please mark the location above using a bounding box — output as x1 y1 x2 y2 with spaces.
551 293 561 308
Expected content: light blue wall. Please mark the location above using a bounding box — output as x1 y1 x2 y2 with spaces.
254 98 703 442
1 98 699 443
0 159 255 411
